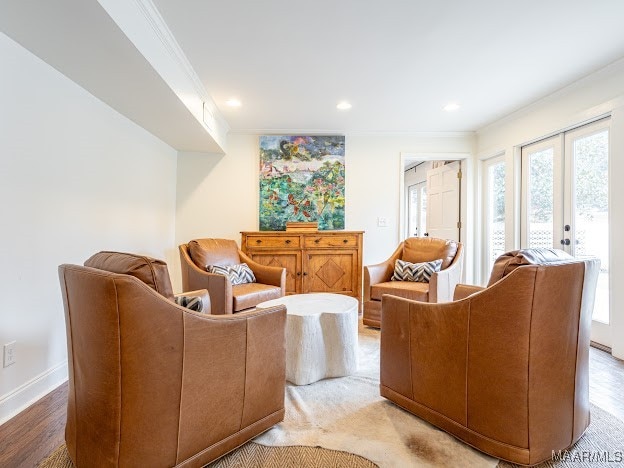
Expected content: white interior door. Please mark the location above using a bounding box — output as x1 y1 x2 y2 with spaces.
426 161 460 241
521 118 610 346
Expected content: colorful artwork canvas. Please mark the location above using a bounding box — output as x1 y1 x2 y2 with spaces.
259 135 345 231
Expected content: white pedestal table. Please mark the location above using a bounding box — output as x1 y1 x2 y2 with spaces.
256 293 359 386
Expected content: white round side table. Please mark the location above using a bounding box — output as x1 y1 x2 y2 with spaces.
256 293 359 386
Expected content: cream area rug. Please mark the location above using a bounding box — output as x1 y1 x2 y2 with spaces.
254 322 497 467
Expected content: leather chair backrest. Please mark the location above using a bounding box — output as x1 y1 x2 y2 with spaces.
84 251 174 300
402 237 459 270
188 238 241 269
487 248 574 287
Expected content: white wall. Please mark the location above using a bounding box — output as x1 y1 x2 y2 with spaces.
0 33 178 423
173 133 475 292
476 57 624 359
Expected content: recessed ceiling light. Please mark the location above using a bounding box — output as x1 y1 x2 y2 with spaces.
225 98 242 107
336 101 352 110
443 102 460 112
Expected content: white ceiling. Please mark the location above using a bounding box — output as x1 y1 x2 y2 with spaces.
2 0 624 147
152 0 624 133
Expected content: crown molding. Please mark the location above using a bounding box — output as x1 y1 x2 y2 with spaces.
96 0 229 151
228 129 475 138
131 0 209 105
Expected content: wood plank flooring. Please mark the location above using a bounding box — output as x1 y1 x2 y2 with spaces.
0 382 67 468
1 348 623 468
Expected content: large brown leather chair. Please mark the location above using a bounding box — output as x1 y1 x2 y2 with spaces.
179 238 286 315
363 237 463 327
59 251 287 467
380 249 600 465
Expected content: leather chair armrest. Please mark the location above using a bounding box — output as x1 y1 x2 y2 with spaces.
239 251 286 293
453 284 485 301
364 245 403 301
175 289 211 314
429 246 464 303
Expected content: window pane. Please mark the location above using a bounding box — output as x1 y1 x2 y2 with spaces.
487 162 505 269
528 148 554 248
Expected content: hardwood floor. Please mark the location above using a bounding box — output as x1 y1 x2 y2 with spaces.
1 348 623 468
0 382 67 468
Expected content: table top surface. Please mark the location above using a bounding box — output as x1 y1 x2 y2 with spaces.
256 292 358 316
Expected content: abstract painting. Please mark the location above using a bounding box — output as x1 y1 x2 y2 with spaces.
259 135 345 231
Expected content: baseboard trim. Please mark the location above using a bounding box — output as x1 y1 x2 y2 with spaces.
0 361 68 425
591 341 612 354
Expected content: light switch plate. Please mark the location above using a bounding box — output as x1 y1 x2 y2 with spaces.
377 217 388 227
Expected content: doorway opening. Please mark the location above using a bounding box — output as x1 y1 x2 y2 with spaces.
399 153 470 245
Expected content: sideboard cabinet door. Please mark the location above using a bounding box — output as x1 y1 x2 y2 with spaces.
241 230 363 303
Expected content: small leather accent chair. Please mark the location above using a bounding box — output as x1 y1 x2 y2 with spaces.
380 249 600 465
179 238 286 315
363 237 463 328
59 251 287 467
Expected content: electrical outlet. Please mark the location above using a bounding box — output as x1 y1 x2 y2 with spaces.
3 341 16 367
377 217 388 227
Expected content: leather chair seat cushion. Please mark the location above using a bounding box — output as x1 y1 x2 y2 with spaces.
84 251 174 300
402 237 458 270
371 281 429 302
487 248 574 286
188 239 241 270
233 283 283 312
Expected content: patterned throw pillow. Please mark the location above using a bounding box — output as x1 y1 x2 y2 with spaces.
391 258 443 283
206 263 256 285
174 295 203 312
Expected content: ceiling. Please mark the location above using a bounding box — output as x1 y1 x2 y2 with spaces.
153 0 624 133
2 0 624 148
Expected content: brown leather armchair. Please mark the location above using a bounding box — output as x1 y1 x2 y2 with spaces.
380 249 600 465
59 251 287 467
363 237 463 327
179 238 286 315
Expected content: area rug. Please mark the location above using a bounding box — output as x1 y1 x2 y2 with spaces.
39 442 376 467
40 321 624 467
254 322 497 467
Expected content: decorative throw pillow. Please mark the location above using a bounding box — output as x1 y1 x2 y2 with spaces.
174 295 203 312
206 263 256 285
391 258 443 283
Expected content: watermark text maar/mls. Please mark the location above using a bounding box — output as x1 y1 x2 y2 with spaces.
552 450 623 463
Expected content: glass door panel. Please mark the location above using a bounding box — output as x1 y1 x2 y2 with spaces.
407 181 427 238
521 137 562 250
566 125 609 324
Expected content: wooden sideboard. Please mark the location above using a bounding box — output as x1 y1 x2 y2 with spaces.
241 230 364 302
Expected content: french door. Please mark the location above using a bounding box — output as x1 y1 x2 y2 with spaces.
521 118 610 346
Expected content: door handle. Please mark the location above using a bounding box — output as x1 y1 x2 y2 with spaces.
560 239 571 246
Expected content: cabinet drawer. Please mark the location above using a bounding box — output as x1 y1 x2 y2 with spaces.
246 235 300 248
304 235 359 248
